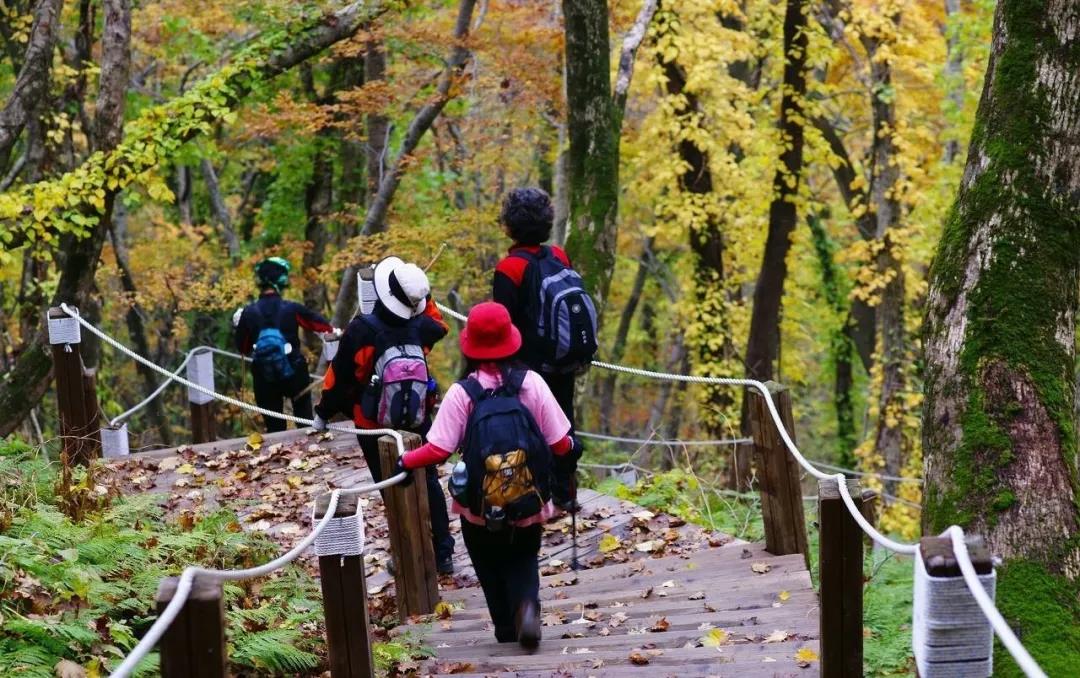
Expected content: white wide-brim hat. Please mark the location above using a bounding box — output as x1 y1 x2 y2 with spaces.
373 256 430 319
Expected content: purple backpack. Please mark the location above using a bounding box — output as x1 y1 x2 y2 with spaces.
360 315 431 430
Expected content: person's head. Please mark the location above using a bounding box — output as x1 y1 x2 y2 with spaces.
499 187 554 246
459 301 521 363
255 257 291 292
373 256 431 320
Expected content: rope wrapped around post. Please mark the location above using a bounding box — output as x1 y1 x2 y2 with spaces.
314 493 375 678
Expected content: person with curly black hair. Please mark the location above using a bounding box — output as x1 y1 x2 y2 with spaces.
492 188 596 511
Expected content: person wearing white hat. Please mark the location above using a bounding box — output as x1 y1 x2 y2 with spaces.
313 255 456 573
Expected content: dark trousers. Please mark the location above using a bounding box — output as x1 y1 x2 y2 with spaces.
253 362 313 433
358 434 455 563
461 519 542 642
539 371 579 502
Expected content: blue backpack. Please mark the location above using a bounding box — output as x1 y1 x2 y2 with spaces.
459 369 551 529
512 247 598 373
251 307 295 383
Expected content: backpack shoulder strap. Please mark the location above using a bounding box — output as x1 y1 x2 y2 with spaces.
500 368 528 397
459 377 488 403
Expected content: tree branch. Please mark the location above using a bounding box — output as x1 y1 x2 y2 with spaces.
613 0 658 124
0 0 64 174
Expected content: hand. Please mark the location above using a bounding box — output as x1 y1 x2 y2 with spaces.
311 413 329 433
394 457 414 487
231 307 244 328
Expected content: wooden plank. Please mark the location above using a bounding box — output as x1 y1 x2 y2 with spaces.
818 477 863 678
155 576 226 678
747 381 809 566
422 637 820 672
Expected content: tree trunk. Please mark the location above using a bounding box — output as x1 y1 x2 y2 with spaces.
923 0 1080 671
303 141 334 312
111 201 173 446
808 213 857 464
364 32 389 207
743 0 807 384
330 0 477 328
866 19 907 495
200 157 241 259
0 0 63 176
561 0 619 309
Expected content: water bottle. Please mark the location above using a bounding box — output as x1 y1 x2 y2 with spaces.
449 461 468 502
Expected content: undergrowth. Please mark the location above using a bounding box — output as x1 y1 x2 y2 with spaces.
0 442 425 676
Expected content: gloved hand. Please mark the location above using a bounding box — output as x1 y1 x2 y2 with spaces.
394 457 414 487
311 413 329 433
231 307 244 328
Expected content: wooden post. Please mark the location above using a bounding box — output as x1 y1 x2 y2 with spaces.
186 348 216 444
315 493 375 678
915 536 995 677
818 477 864 678
155 577 226 678
48 307 100 465
378 431 439 620
747 381 809 563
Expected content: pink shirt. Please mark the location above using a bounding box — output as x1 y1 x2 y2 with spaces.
427 365 571 527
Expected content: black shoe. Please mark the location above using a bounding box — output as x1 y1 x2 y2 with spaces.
516 599 541 651
437 556 454 575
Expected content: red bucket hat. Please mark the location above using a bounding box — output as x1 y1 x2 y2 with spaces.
460 302 522 361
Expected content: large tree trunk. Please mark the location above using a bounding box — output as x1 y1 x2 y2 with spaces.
923 0 1080 671
743 0 808 385
0 0 388 436
561 0 619 309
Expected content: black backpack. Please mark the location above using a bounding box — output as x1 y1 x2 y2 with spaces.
459 369 551 529
251 304 295 383
512 247 598 373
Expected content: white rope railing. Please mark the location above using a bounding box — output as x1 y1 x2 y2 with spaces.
52 306 409 678
575 430 750 447
66 302 1044 677
435 299 1045 676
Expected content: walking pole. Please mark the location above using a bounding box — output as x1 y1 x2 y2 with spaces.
569 474 582 571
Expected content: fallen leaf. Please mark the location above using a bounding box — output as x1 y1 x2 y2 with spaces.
176 463 195 475
795 647 819 667
751 562 772 574
650 617 670 632
631 510 655 521
572 648 593 654
54 660 86 678
763 629 792 643
609 611 629 628
688 591 705 600
660 580 676 588
434 601 454 619
247 432 264 450
700 628 730 648
157 456 181 471
635 540 662 553
628 651 651 666
640 587 653 599
599 534 621 553
433 661 474 674
778 589 791 602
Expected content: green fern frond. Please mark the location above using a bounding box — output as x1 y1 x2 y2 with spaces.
231 628 320 674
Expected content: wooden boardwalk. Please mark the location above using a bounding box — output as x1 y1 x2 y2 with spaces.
103 429 820 676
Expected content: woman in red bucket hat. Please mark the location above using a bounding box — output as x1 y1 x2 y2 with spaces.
395 301 578 650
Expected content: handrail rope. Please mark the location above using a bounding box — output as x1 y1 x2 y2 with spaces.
109 345 323 426
437 301 1046 676
109 475 403 678
575 430 751 447
945 526 1048 678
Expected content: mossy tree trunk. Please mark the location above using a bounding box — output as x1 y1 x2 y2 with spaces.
561 0 619 309
922 0 1080 672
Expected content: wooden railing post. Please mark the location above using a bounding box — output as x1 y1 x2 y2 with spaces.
378 431 439 620
315 493 375 678
48 307 100 465
818 477 864 678
915 536 995 677
155 577 226 678
747 381 809 563
186 348 216 444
